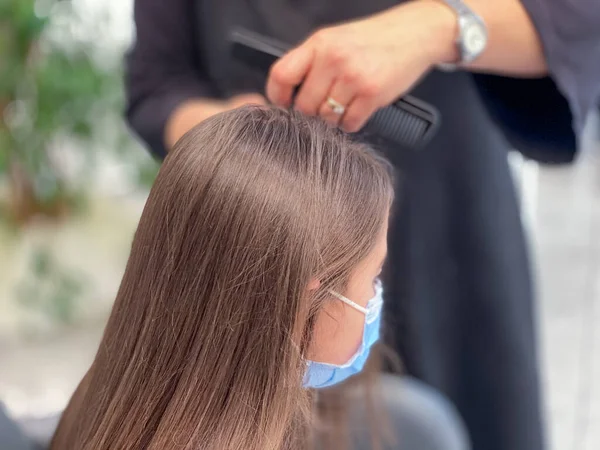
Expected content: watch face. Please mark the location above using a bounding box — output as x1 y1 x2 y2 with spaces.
463 21 487 56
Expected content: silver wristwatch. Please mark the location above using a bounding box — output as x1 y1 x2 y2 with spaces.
437 0 488 70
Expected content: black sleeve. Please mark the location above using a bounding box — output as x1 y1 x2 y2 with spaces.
125 0 219 159
473 0 600 163
519 0 600 132
473 75 578 164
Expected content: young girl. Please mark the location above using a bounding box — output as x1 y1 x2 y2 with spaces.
49 106 465 450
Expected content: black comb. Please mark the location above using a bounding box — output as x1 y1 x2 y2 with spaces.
230 27 440 151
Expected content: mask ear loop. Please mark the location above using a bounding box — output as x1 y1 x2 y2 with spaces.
329 291 368 315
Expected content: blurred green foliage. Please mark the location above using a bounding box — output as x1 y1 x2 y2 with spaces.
0 0 157 222
16 246 86 326
1 0 158 330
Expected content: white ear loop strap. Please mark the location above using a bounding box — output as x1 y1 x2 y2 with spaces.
329 291 368 315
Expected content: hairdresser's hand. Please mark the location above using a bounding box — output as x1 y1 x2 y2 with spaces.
166 93 267 149
266 0 456 132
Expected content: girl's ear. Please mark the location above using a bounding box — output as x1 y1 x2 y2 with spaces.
308 278 321 291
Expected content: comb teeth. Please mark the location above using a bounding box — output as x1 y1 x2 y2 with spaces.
365 106 432 150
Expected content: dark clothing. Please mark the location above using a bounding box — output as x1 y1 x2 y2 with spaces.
518 0 600 132
387 70 542 450
341 375 470 450
125 1 600 449
0 404 34 450
473 75 578 164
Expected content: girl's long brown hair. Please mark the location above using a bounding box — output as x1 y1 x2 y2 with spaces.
50 106 394 450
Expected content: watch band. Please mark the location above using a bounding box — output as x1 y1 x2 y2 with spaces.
443 0 473 17
436 0 488 70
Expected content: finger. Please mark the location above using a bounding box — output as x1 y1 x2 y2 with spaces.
267 44 315 108
293 56 337 117
318 79 356 126
341 96 380 133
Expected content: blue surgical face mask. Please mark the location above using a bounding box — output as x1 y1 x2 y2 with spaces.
303 280 384 389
